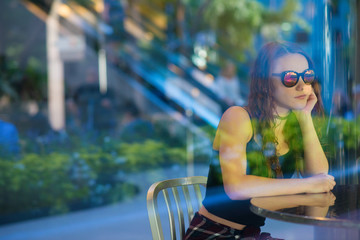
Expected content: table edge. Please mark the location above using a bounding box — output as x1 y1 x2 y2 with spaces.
250 205 360 229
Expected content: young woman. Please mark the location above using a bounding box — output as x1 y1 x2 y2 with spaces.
184 42 336 239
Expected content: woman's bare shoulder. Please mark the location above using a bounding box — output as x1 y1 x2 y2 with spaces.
214 106 253 148
221 106 252 123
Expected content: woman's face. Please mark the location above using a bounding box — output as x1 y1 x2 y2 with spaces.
271 53 313 115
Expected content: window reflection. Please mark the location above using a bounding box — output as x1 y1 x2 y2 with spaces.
0 1 358 239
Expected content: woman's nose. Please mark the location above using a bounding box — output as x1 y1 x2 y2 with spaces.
296 80 312 93
295 77 307 91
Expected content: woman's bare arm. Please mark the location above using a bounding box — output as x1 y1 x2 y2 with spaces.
217 106 335 200
292 90 329 176
294 112 329 176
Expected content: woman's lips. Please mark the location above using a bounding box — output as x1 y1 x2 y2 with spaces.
295 94 307 99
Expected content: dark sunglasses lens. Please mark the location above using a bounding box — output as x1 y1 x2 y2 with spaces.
283 72 298 87
303 70 315 83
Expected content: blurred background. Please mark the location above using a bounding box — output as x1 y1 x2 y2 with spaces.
0 0 359 239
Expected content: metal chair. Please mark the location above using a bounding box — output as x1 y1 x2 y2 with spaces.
146 176 207 240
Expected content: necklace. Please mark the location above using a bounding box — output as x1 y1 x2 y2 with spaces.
276 115 289 120
275 111 291 121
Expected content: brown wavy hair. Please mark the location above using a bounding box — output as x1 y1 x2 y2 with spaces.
246 41 325 178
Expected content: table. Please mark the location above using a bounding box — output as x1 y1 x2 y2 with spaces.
250 185 360 239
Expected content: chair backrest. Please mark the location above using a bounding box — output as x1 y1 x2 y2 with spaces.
146 176 207 240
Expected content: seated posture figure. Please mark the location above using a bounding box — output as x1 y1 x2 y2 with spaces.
213 62 245 107
185 42 336 239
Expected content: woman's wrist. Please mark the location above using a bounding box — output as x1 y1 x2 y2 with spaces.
301 177 311 193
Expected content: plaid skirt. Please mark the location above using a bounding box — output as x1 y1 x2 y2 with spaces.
184 212 283 240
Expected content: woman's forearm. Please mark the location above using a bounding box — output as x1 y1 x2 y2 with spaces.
295 113 329 175
225 171 335 200
225 175 309 200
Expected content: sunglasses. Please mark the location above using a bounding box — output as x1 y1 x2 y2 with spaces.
272 69 315 88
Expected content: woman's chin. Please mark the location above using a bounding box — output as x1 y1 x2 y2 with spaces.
291 104 307 111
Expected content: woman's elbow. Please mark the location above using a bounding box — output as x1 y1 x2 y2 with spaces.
224 185 252 200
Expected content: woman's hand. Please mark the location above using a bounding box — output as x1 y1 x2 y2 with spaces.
304 173 336 194
294 91 317 117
